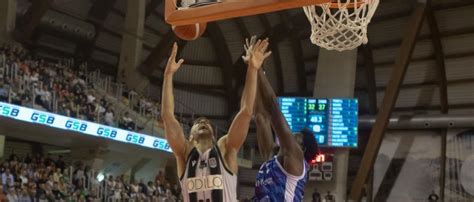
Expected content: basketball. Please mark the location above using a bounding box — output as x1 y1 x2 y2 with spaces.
172 23 207 41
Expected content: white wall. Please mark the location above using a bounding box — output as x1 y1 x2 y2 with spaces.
373 130 441 201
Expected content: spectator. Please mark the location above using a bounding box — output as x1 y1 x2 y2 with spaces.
165 182 172 194
18 188 31 202
8 153 18 163
84 166 92 186
156 180 165 198
29 71 39 84
96 100 106 115
146 181 156 197
44 153 53 166
52 168 62 183
51 182 64 200
153 101 161 118
24 153 32 164
165 188 176 202
42 85 52 110
35 183 47 201
2 168 14 190
130 179 139 198
19 170 29 185
56 155 65 173
106 175 115 199
6 188 18 201
33 84 45 107
121 111 135 130
155 170 165 183
74 165 85 186
0 81 9 102
104 107 115 126
312 187 321 202
87 91 96 104
113 176 123 200
138 179 147 195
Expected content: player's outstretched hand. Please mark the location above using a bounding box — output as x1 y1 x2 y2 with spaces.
242 35 257 63
165 42 184 76
248 38 271 70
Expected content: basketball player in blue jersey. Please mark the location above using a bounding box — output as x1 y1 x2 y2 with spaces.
243 37 317 201
162 40 271 202
253 69 318 201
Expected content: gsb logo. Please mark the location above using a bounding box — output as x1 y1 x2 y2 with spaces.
1 106 19 117
153 140 170 150
126 134 145 144
31 113 55 124
97 127 117 139
65 120 87 132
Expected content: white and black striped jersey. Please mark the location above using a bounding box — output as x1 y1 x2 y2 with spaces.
180 146 237 202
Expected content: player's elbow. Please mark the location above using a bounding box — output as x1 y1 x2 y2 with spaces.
161 112 175 123
239 107 253 119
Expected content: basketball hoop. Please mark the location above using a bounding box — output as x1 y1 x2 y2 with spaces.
303 0 379 51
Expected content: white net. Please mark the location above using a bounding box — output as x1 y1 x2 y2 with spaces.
303 0 379 51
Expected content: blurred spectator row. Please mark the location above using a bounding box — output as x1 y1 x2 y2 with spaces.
0 43 164 133
104 175 181 202
0 43 225 139
0 153 182 201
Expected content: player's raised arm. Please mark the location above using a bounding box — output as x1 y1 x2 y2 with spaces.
257 69 303 158
161 43 187 158
255 86 276 161
224 39 272 152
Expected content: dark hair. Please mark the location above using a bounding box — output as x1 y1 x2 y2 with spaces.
192 117 212 126
300 128 318 163
191 117 215 139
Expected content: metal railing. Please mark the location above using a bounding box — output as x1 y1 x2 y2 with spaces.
0 54 5 81
85 68 228 136
0 52 227 136
86 70 163 136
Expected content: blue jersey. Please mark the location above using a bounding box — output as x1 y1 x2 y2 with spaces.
254 156 309 202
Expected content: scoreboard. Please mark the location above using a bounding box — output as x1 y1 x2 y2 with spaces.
278 97 358 148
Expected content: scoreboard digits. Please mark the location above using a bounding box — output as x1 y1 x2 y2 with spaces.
278 97 358 148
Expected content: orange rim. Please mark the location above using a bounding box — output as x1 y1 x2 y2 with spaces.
328 0 371 8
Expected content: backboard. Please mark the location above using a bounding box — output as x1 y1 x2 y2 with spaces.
165 0 331 26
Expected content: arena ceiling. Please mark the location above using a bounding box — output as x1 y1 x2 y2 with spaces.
13 0 474 125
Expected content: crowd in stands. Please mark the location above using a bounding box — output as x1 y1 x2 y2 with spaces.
0 153 100 201
0 43 148 131
0 42 187 200
0 153 182 202
0 42 204 136
0 43 192 201
104 173 182 201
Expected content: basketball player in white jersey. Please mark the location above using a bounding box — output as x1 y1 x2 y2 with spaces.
161 40 271 202
243 36 317 201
